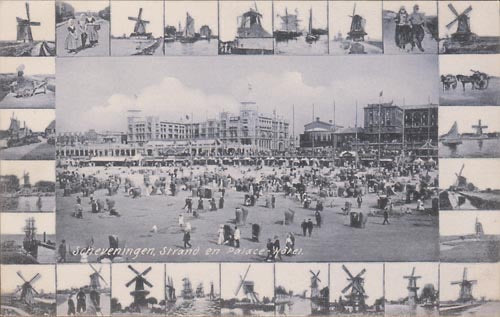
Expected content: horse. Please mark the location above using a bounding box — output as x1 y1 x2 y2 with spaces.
456 75 476 91
441 74 457 91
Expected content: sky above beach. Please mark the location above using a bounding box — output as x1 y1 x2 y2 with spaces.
56 55 438 136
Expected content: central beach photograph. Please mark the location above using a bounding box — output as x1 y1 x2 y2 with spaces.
55 55 439 263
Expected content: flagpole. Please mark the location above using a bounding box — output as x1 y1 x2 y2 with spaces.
378 92 382 169
333 99 336 167
355 100 358 167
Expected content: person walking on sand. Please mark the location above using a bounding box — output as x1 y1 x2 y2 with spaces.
234 226 241 248
265 238 274 262
217 225 224 245
183 230 192 249
307 218 314 237
178 214 184 228
383 209 390 225
357 194 363 208
301 219 308 236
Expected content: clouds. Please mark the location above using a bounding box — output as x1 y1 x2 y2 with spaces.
57 56 438 135
74 77 239 132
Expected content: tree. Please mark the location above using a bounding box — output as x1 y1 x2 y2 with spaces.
147 297 158 309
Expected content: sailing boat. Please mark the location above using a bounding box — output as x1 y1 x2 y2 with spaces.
166 276 177 303
275 8 302 41
180 12 197 43
196 283 205 298
305 8 320 43
441 122 463 146
181 277 195 300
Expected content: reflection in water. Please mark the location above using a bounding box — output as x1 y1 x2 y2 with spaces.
440 139 500 158
166 298 220 316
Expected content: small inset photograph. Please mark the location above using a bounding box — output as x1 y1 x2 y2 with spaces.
219 1 274 55
439 1 500 54
0 160 55 213
382 1 438 54
439 263 500 316
164 1 218 56
439 158 500 210
0 1 56 56
220 263 274 316
55 0 110 56
56 263 111 316
439 107 500 158
0 213 56 264
111 263 165 315
111 1 164 56
165 263 220 316
0 264 56 316
275 263 329 316
440 54 499 106
384 262 439 316
329 0 383 55
0 57 55 109
274 1 328 55
329 263 384 314
0 109 55 160
440 210 500 262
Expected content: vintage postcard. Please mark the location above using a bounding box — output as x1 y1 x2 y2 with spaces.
0 1 499 316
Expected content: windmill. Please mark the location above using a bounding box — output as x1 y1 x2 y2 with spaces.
128 8 151 38
454 164 467 189
446 4 474 41
310 270 321 299
403 267 421 306
471 119 488 136
88 264 108 314
451 268 476 303
341 265 368 312
347 3 367 42
16 2 41 43
89 263 108 290
234 264 260 303
125 265 153 307
15 271 41 306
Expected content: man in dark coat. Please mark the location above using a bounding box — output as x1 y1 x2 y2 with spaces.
301 219 308 236
307 218 314 237
76 288 86 313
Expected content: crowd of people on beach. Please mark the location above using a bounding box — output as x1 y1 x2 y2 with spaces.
56 156 438 262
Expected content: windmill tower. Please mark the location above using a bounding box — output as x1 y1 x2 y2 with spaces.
16 2 41 42
128 8 151 38
403 267 421 306
347 3 367 42
472 120 488 136
234 264 260 303
446 4 474 41
451 268 477 303
15 271 41 306
475 217 484 238
23 171 31 188
310 270 321 299
125 265 153 307
89 264 108 290
454 164 467 190
341 265 368 312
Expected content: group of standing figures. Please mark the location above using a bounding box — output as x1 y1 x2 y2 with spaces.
394 4 427 52
64 14 100 53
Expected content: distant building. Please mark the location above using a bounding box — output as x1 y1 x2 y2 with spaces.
299 117 341 148
45 120 56 137
199 25 212 38
363 101 403 144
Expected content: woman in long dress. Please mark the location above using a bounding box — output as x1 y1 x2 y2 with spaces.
78 14 87 49
64 19 79 53
85 13 99 46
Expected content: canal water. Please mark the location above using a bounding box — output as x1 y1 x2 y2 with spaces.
440 138 500 158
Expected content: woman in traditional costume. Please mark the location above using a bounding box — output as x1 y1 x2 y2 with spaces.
64 19 79 53
85 12 99 46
